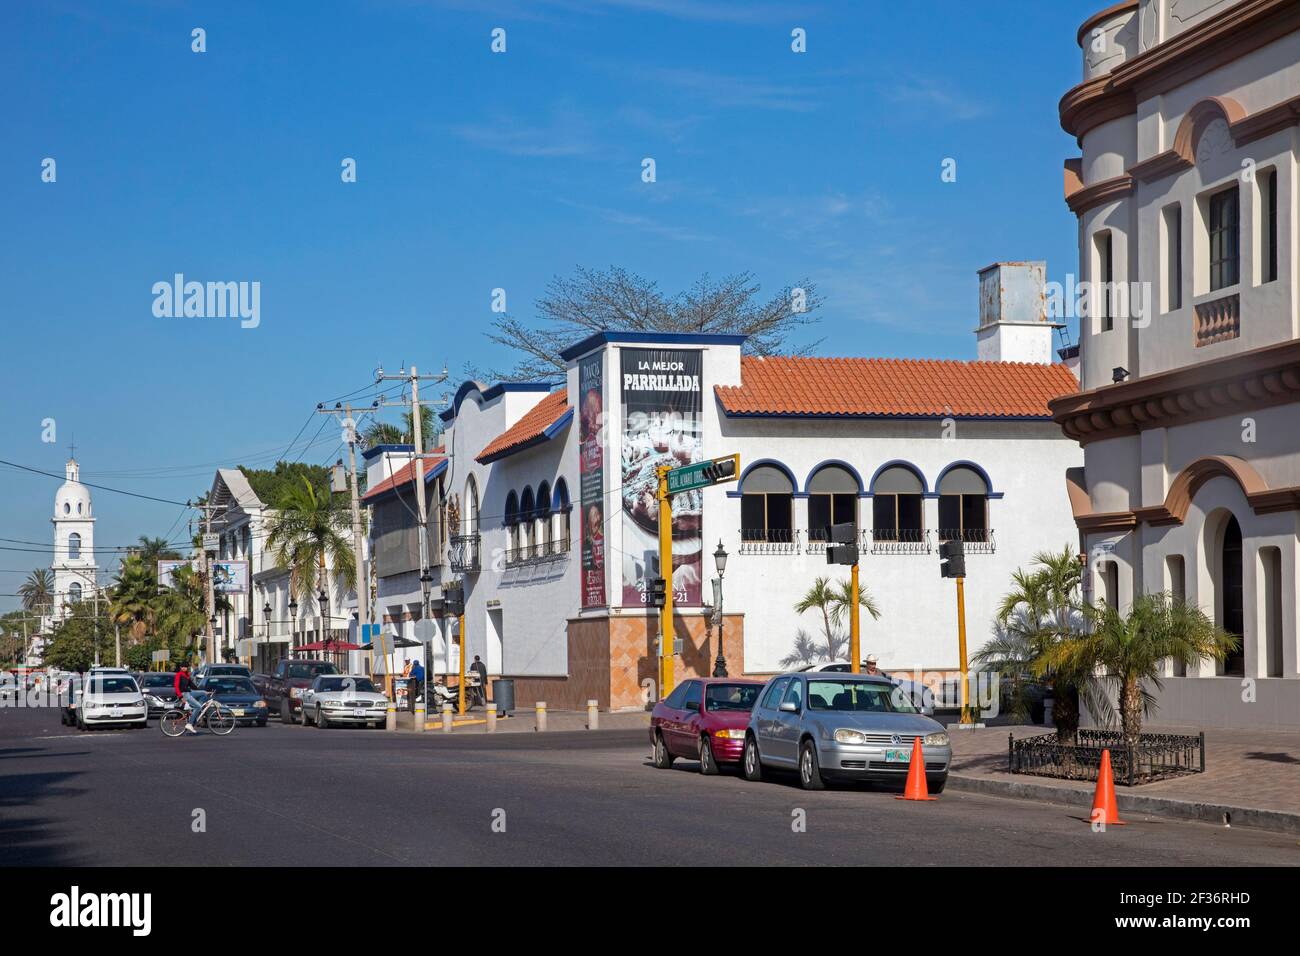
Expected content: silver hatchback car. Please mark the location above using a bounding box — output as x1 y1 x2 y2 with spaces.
742 673 952 791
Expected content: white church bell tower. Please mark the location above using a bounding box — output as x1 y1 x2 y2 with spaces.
50 454 98 623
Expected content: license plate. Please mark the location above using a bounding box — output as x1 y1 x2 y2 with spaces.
231 709 245 717
884 749 910 762
111 710 123 718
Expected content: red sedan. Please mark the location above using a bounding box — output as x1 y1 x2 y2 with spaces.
650 677 765 774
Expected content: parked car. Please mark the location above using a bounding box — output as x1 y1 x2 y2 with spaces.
136 672 179 717
742 673 952 792
194 663 252 688
253 658 341 723
76 672 147 731
300 675 389 729
202 676 269 726
59 676 82 726
798 661 937 713
650 678 765 774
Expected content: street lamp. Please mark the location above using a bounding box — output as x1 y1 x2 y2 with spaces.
712 540 729 677
289 597 299 650
262 601 272 671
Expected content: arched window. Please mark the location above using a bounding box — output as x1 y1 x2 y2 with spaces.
553 479 571 552
938 466 990 543
504 490 520 560
68 532 82 560
740 465 794 545
465 476 479 534
807 465 858 542
519 487 535 556
77 502 83 514
1221 515 1244 676
536 481 552 557
69 581 82 603
872 465 924 543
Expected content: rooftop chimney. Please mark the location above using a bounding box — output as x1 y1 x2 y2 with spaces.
975 261 1060 365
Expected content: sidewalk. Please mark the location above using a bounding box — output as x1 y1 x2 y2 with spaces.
947 723 1300 835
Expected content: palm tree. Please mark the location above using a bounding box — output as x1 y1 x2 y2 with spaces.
362 407 439 448
131 535 181 577
829 578 881 633
109 555 156 642
794 575 881 661
18 568 54 613
1046 593 1237 751
794 577 838 660
264 477 356 611
780 629 831 669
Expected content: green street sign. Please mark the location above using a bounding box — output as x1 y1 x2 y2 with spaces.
666 455 739 494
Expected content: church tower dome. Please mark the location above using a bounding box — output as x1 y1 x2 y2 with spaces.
50 455 98 622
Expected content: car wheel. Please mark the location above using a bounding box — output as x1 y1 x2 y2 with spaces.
929 777 947 795
799 740 826 791
699 735 720 776
651 731 674 769
257 719 267 728
76 711 86 732
741 735 763 782
134 720 148 729
60 709 68 726
317 707 328 729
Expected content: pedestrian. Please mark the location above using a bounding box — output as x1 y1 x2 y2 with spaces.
471 655 488 706
408 657 425 713
863 654 887 677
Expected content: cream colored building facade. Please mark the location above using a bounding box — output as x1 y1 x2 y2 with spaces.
1053 0 1300 727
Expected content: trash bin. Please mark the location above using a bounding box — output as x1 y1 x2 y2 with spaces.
492 679 515 716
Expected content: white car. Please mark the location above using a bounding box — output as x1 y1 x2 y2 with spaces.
797 661 937 713
299 674 389 729
77 671 147 730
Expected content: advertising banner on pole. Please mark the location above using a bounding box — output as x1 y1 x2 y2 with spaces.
620 348 703 607
579 352 608 608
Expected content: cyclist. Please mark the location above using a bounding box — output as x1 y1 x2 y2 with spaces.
174 664 206 735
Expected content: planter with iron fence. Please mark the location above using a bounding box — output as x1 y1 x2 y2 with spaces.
1007 729 1206 786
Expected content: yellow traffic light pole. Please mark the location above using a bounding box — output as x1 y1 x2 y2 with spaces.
656 464 674 697
849 563 861 674
458 611 467 716
956 575 972 725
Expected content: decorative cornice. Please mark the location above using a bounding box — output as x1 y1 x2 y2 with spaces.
1076 1 1139 48
1060 0 1300 143
1066 173 1134 214
1050 338 1300 445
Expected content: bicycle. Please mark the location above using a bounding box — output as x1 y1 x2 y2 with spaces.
160 695 236 737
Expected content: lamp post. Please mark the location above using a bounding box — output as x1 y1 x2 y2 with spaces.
318 588 329 658
712 540 729 677
262 601 272 673
288 597 299 653
208 614 218 665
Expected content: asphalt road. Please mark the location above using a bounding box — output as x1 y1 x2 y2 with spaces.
1 707 1296 866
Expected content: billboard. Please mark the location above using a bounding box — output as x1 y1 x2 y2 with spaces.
157 559 196 589
211 560 248 594
579 352 607 608
620 348 703 607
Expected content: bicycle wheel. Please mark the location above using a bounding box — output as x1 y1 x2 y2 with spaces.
160 711 186 737
207 708 236 736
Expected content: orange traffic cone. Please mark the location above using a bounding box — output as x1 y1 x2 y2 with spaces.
895 736 937 801
1089 748 1126 826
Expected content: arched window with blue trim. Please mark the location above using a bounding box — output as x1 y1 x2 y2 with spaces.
807 464 858 542
504 490 520 559
519 487 535 557
740 464 794 545
536 481 552 557
938 466 989 543
552 479 571 552
871 465 924 543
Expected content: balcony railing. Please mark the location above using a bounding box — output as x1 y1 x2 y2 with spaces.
448 532 481 574
937 528 996 554
1194 292 1240 347
505 536 572 567
739 528 801 554
868 528 931 554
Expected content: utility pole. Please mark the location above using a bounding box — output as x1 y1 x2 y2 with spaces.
374 362 449 700
317 401 371 659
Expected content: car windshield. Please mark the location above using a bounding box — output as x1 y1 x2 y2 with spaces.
705 684 760 712
316 677 378 693
209 678 257 695
89 677 137 695
140 674 174 687
209 666 247 675
288 663 338 679
806 680 918 714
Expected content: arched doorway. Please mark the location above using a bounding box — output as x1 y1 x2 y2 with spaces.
1221 515 1244 676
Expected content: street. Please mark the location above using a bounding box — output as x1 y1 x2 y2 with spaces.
2 708 1295 867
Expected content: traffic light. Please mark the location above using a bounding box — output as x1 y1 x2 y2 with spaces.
443 583 465 617
647 577 667 607
825 522 858 566
701 456 737 483
939 539 966 579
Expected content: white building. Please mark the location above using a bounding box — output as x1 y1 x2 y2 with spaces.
364 265 1082 710
50 456 100 625
1054 0 1300 728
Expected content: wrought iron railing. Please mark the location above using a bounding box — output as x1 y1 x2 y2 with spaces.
868 528 931 554
448 532 481 574
505 536 572 567
937 528 996 553
739 528 801 554
1008 729 1205 786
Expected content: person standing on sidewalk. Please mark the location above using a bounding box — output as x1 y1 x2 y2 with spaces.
408 657 425 713
470 655 488 706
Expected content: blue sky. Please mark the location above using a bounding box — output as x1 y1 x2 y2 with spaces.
0 0 1096 610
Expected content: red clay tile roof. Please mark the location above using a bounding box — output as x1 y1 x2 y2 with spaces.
476 390 572 463
715 356 1078 419
361 450 444 502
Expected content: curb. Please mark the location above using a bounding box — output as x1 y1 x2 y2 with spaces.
947 772 1300 836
